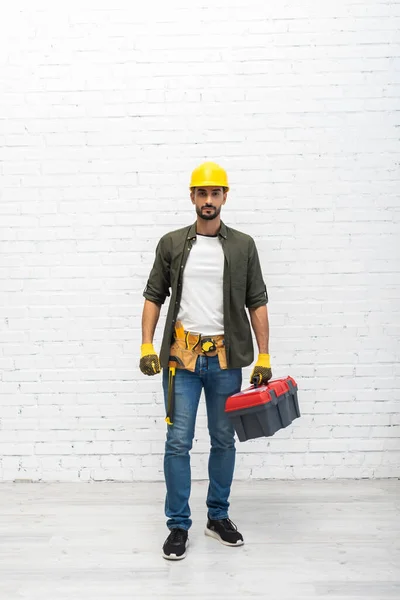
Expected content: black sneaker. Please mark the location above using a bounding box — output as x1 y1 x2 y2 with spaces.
205 518 244 546
162 528 188 560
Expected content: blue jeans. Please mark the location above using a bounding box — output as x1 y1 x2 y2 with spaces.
162 354 242 531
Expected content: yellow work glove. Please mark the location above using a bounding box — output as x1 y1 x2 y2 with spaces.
250 353 272 386
139 343 161 376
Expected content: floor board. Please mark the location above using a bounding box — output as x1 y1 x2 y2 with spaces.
0 479 398 599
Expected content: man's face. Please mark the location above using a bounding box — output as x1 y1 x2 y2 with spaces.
191 186 227 221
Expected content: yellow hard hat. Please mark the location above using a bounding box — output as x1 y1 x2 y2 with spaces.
189 161 229 191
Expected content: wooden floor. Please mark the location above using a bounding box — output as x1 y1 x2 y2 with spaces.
0 479 399 599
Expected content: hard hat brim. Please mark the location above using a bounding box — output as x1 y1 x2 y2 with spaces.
189 182 229 191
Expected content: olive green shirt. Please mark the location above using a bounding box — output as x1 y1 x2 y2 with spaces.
143 221 268 369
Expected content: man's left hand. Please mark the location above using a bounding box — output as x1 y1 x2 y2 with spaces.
250 353 272 385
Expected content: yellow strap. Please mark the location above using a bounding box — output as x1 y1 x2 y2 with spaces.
174 322 185 341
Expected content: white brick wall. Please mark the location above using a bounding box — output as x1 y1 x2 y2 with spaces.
1 2 399 481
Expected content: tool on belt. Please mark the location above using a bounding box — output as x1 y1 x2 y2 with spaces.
165 322 224 426
165 366 176 426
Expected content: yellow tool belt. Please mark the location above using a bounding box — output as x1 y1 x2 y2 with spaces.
168 321 227 372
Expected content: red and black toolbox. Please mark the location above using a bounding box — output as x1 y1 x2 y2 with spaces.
225 376 300 442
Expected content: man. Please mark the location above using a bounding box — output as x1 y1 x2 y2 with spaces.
139 161 271 560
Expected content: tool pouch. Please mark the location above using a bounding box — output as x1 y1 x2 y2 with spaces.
168 339 198 371
168 322 227 371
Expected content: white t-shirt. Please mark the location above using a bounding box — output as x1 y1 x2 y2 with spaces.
177 234 224 335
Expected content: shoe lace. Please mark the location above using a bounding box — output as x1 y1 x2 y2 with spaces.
222 518 238 532
169 528 187 543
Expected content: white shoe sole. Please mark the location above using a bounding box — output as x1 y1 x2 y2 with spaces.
205 527 244 547
162 539 188 560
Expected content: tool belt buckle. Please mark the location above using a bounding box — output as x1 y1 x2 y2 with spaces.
201 337 217 354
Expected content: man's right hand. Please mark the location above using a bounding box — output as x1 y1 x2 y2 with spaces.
139 343 161 376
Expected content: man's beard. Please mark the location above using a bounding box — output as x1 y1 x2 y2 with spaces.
196 205 221 221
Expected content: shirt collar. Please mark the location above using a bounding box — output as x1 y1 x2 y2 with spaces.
187 221 227 240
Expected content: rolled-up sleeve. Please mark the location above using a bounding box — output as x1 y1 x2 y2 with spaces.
143 235 171 306
246 238 268 308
